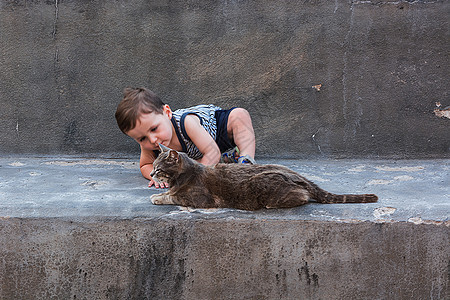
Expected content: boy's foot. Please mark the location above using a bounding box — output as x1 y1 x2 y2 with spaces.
220 146 239 163
238 155 256 164
220 147 256 164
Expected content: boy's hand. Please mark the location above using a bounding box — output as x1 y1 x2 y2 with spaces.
148 178 169 189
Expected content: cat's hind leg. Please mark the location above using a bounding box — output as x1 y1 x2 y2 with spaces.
151 192 176 205
265 189 309 209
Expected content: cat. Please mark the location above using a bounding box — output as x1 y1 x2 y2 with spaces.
150 145 378 210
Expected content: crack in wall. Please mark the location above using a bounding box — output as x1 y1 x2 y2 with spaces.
311 128 324 155
52 0 59 39
342 2 370 144
342 2 355 126
52 0 61 103
16 119 19 139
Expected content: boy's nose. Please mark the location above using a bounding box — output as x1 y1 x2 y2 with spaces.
149 135 158 144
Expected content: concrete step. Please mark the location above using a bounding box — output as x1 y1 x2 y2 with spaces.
0 157 448 299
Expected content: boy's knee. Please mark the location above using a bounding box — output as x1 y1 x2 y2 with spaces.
227 108 254 139
229 108 251 124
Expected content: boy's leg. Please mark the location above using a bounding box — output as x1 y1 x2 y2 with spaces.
227 108 256 160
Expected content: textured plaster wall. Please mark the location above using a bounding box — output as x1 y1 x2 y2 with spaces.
0 0 449 158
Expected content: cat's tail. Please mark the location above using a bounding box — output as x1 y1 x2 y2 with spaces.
308 183 378 204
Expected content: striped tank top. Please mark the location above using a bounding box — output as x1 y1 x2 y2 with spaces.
171 104 222 160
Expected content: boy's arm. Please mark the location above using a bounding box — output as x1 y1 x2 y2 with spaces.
183 114 221 165
139 147 169 188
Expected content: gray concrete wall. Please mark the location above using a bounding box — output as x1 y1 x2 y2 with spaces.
1 0 449 158
1 217 448 299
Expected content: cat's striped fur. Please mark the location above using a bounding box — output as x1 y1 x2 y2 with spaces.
150 146 378 210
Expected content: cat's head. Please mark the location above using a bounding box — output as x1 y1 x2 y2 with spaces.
150 144 184 183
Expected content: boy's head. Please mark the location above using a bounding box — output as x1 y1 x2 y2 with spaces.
115 87 165 134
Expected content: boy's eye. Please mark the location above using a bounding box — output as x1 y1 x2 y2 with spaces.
150 126 158 132
139 137 146 142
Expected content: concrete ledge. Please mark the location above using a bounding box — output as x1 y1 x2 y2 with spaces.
1 157 449 299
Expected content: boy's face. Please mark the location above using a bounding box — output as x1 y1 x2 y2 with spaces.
126 105 174 151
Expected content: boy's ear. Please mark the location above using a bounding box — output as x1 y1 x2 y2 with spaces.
168 150 179 161
159 143 171 153
163 104 172 118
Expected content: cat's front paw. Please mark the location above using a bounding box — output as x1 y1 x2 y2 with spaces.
151 193 175 205
150 194 164 205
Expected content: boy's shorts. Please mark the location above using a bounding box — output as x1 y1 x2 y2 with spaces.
215 107 237 153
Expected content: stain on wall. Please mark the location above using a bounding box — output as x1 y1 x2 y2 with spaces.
434 102 450 119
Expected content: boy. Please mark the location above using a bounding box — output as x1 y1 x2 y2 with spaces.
115 87 256 188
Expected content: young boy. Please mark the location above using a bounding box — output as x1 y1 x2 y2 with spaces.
115 87 256 188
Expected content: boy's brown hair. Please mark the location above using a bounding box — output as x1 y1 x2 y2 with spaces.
115 87 165 134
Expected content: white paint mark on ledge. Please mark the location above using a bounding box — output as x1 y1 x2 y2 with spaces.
375 166 424 172
367 179 392 185
81 180 109 188
301 173 330 182
44 160 138 169
393 175 414 181
373 207 397 218
368 175 415 185
347 165 366 172
408 217 450 226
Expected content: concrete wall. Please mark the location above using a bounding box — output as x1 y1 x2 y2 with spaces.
1 0 449 158
1 217 448 299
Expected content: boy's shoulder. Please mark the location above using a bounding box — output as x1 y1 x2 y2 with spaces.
173 104 221 115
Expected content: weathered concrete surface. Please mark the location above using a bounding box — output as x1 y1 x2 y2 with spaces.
0 157 448 299
1 157 448 221
1 0 449 158
1 217 448 300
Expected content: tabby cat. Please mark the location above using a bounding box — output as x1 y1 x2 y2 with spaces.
150 145 378 210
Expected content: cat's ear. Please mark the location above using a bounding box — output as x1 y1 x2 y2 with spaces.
168 149 179 161
159 143 171 153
